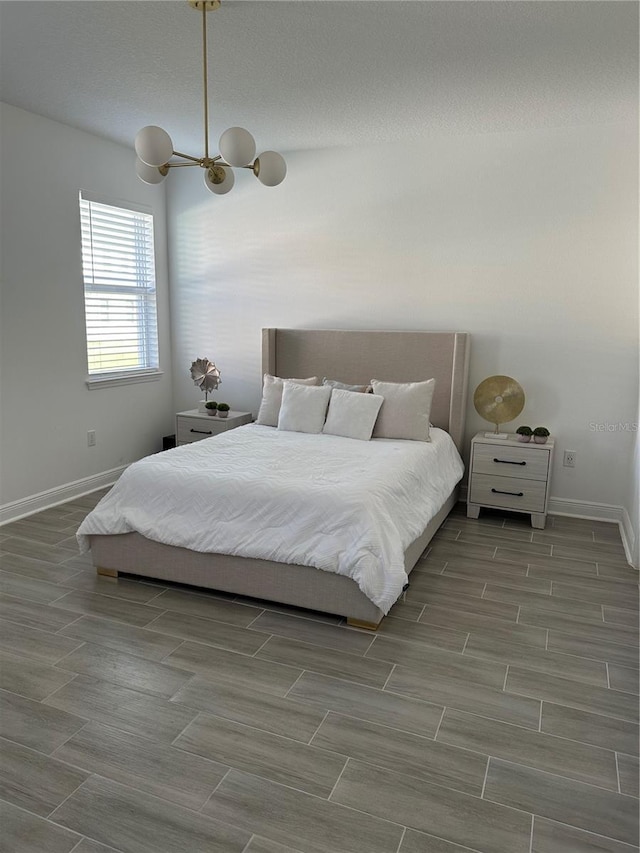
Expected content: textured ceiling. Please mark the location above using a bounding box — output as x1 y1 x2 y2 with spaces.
0 1 637 157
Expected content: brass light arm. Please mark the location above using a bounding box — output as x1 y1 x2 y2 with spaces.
172 150 202 163
165 162 202 169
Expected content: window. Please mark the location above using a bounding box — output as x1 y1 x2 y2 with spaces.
79 191 160 387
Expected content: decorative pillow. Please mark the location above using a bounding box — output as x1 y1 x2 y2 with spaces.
322 377 370 393
371 378 436 442
278 382 332 434
323 388 384 441
256 374 318 427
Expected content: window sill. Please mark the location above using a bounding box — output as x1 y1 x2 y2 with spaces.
86 371 164 390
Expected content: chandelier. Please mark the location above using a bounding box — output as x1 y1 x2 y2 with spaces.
134 0 286 195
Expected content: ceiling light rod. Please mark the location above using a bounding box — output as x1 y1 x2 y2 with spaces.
200 0 210 160
134 0 286 195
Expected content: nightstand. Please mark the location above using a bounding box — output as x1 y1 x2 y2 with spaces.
176 409 252 446
467 432 555 529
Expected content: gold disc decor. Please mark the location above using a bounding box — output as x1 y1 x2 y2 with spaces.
473 375 525 437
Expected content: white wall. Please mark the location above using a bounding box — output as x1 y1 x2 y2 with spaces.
628 397 640 567
0 103 175 513
168 122 638 548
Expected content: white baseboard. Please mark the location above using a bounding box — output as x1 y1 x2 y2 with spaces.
547 498 638 568
459 486 638 569
620 507 638 570
0 466 127 526
547 496 623 523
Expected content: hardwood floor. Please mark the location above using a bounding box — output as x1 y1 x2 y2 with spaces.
0 494 638 853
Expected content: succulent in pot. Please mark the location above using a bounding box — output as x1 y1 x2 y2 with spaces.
533 426 550 444
516 425 533 443
217 403 230 419
205 401 218 416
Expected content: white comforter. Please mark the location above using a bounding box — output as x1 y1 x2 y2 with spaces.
77 425 463 613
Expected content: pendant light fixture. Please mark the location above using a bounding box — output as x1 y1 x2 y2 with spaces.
135 0 286 195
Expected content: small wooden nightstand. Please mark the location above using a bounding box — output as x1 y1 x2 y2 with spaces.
467 432 555 529
176 409 252 446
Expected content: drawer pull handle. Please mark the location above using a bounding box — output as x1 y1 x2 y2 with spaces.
190 428 213 435
493 458 526 466
491 488 524 497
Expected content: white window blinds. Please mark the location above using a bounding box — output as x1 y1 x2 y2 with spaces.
80 192 159 379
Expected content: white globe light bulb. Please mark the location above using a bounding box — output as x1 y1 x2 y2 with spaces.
135 126 173 167
255 151 287 187
219 127 256 167
204 165 235 195
135 157 167 185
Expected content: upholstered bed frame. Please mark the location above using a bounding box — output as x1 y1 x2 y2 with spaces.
90 329 470 629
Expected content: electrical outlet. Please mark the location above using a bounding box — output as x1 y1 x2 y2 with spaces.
87 430 96 447
563 450 576 468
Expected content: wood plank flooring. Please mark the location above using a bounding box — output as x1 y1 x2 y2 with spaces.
0 493 638 853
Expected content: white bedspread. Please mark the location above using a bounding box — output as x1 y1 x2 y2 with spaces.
77 425 463 613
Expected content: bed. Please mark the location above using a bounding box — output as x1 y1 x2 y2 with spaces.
82 329 470 629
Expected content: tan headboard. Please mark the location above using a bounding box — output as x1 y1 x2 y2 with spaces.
262 329 470 453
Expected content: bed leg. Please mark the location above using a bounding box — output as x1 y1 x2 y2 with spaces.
347 617 381 631
97 567 118 578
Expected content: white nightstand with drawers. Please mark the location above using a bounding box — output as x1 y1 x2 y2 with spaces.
467 432 555 529
176 409 252 446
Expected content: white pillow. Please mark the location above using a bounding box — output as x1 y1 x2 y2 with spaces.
256 374 318 427
371 378 436 442
278 382 332 434
323 389 384 441
322 377 370 393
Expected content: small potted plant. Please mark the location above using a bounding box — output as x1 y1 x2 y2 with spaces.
516 425 533 443
533 426 550 444
217 403 230 419
205 401 218 416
